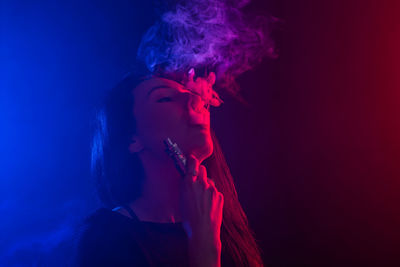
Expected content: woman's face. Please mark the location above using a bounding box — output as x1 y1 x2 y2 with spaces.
131 76 213 161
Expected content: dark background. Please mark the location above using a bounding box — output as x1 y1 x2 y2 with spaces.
1 0 400 266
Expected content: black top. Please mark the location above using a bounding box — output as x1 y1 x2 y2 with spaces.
74 207 236 266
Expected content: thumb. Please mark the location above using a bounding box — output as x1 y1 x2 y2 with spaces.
184 154 199 182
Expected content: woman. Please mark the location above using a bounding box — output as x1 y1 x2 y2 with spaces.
74 67 264 266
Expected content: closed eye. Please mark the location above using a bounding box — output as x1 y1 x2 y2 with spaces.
157 97 172 103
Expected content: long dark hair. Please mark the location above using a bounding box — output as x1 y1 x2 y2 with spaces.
90 72 264 266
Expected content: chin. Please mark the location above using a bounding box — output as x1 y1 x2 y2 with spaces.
186 136 213 162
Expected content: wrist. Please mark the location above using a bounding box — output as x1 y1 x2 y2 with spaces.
188 235 221 267
189 233 221 251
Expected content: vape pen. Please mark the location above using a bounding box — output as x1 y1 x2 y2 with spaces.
163 137 187 177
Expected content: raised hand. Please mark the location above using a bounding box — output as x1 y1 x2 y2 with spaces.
180 154 224 267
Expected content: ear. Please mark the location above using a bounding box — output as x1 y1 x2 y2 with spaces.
128 137 144 153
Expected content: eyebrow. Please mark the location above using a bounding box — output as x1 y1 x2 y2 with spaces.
146 85 172 99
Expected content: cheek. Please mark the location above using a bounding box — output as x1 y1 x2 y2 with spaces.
137 105 185 137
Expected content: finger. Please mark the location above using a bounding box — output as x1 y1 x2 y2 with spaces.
207 178 216 189
209 190 223 221
197 165 209 188
217 192 224 222
218 192 224 207
207 179 219 197
212 192 223 215
188 68 195 83
184 154 199 182
207 72 216 85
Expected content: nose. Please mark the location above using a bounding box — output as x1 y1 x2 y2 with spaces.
182 91 210 125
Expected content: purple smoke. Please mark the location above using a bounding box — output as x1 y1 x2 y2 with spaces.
137 0 278 95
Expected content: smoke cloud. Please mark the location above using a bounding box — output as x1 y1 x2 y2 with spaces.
137 0 279 96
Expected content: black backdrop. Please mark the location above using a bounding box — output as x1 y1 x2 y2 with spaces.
1 0 400 266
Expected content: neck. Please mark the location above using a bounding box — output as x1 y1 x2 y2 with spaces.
128 149 186 223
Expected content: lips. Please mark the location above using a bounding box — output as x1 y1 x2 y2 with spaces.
189 111 209 124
